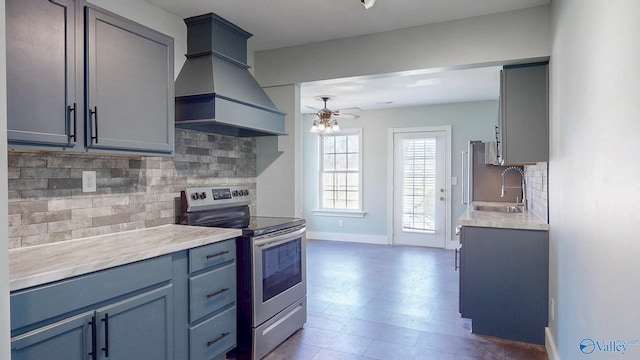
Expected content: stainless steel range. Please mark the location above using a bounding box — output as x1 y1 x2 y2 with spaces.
181 186 307 360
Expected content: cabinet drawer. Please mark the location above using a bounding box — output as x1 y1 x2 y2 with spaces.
189 306 236 360
11 255 172 332
189 240 236 274
189 263 236 323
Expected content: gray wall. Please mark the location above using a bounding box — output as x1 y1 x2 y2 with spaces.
548 1 640 358
255 6 551 88
302 101 499 246
1 0 11 356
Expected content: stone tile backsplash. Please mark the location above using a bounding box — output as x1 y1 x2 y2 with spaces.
524 162 548 222
8 129 256 249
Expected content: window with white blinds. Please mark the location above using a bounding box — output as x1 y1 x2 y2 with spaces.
319 130 362 211
402 137 436 232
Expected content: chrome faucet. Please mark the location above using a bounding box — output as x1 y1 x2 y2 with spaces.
501 166 526 208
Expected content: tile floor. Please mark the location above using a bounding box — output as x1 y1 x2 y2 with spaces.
263 240 548 360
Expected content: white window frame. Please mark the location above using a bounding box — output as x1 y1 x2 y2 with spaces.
313 128 366 218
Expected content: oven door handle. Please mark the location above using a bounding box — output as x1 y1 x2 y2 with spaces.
254 226 306 248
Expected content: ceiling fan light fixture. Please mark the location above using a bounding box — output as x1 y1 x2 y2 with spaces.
310 121 320 133
309 96 354 134
361 0 376 9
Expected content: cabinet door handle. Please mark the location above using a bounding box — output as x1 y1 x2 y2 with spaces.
206 250 229 259
88 315 97 360
206 288 230 299
461 151 468 205
101 313 109 357
90 106 99 144
207 332 230 347
68 103 77 142
454 248 459 271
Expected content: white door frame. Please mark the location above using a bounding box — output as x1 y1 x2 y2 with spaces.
387 126 452 248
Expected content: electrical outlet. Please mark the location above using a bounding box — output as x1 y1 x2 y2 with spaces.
550 298 555 321
82 171 97 192
338 220 344 228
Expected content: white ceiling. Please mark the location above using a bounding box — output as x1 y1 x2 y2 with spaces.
146 0 550 112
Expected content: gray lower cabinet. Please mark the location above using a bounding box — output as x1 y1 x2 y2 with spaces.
93 286 173 359
10 239 239 360
187 240 237 360
6 0 174 156
10 256 174 360
459 226 549 344
11 311 94 360
498 62 549 164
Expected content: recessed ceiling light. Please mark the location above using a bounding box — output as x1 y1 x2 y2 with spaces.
376 101 394 105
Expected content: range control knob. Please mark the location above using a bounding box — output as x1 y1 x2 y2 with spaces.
243 190 249 196
232 190 239 197
191 193 199 200
199 192 207 199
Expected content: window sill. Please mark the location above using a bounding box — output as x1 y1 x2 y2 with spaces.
312 210 366 218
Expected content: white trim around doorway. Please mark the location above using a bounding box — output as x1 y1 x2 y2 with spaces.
386 126 453 249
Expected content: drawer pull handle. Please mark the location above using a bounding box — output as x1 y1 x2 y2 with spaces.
206 288 230 299
207 332 230 347
206 250 229 259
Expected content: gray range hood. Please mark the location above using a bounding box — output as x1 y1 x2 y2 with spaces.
175 13 286 137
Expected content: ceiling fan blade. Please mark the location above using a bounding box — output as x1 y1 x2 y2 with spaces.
335 113 360 120
335 107 362 113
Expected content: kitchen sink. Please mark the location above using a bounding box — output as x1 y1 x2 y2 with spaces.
472 205 523 213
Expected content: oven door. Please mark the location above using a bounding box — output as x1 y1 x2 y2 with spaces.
252 226 306 326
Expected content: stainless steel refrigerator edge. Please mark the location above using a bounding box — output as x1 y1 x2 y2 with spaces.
462 141 522 204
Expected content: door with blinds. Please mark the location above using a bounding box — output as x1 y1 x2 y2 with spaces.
393 130 447 248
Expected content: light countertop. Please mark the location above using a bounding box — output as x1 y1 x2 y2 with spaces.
9 224 241 292
458 202 550 231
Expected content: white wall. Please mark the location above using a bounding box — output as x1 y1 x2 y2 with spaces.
254 6 550 88
302 101 498 245
257 84 302 217
548 1 640 359
87 0 187 78
254 6 551 238
1 0 10 356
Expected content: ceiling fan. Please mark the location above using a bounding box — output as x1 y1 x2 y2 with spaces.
305 96 360 134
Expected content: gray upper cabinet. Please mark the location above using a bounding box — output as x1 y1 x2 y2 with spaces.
6 0 81 148
85 7 174 154
6 0 174 156
498 62 549 164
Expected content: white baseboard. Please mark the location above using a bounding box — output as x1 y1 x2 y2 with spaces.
306 231 388 245
545 327 560 360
